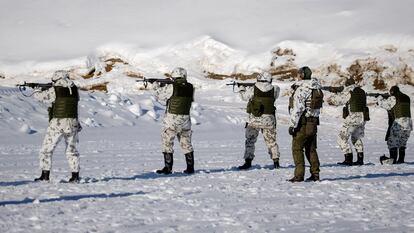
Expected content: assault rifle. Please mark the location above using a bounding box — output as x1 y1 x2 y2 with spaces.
366 93 391 98
136 78 174 88
226 81 255 93
16 82 53 97
321 86 344 93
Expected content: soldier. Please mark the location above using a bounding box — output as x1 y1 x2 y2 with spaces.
376 86 412 164
33 70 82 182
330 78 369 166
288 67 323 182
237 72 281 170
152 67 195 174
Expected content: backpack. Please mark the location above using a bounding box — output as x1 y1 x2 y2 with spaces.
306 89 324 109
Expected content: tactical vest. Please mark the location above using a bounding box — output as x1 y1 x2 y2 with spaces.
392 92 411 118
247 86 275 117
167 80 194 115
349 87 366 112
50 86 79 120
305 89 324 109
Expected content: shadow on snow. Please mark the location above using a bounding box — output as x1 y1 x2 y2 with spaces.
0 191 146 206
322 172 414 181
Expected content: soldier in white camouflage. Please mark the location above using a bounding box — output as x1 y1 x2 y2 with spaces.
33 70 82 182
237 72 281 170
152 67 195 174
288 67 323 182
375 86 412 164
330 78 369 166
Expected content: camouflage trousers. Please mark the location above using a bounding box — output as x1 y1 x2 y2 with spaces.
244 125 280 161
337 124 365 154
161 127 193 154
387 122 411 149
39 118 80 172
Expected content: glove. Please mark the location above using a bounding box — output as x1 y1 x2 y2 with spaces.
288 127 296 136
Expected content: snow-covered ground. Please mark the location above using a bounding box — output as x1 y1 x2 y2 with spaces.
1 0 414 232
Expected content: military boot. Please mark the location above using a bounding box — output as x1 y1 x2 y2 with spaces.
68 172 80 183
238 158 252 170
390 148 398 164
273 159 280 169
183 152 195 174
353 152 364 165
397 147 406 164
288 176 304 182
156 153 173 174
305 174 320 182
380 148 398 165
337 153 353 166
34 170 50 182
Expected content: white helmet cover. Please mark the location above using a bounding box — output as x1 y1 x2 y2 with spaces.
171 67 187 79
257 72 272 83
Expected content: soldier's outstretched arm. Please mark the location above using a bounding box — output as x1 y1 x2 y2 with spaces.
33 87 56 105
238 86 254 101
329 88 350 106
377 96 396 111
151 83 173 105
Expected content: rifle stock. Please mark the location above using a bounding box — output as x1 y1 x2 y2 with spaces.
321 86 344 93
226 81 255 92
366 93 390 98
136 78 174 88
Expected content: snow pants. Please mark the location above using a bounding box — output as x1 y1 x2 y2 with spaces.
244 125 280 161
39 118 81 172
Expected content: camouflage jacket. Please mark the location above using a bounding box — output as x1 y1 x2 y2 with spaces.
330 84 365 126
289 78 321 128
239 82 280 128
378 96 413 131
152 83 191 130
33 78 80 126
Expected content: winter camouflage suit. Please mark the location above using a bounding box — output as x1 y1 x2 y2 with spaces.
152 67 195 174
377 86 412 164
153 83 194 154
33 71 81 177
238 78 281 166
288 73 322 181
330 84 367 165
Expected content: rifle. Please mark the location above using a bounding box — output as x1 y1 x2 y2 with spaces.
226 81 255 93
366 93 391 98
16 82 53 97
321 86 344 93
136 78 174 88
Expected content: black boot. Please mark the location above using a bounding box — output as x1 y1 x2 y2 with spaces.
273 159 280 169
34 170 50 181
288 176 304 182
390 148 398 164
238 158 252 170
380 148 398 165
305 174 320 182
184 152 195 174
156 153 173 174
68 172 80 183
353 152 364 165
397 147 406 164
337 153 353 166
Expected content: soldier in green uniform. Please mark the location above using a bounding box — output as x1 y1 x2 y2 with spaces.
152 67 195 174
33 70 82 182
288 67 323 182
376 86 412 164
